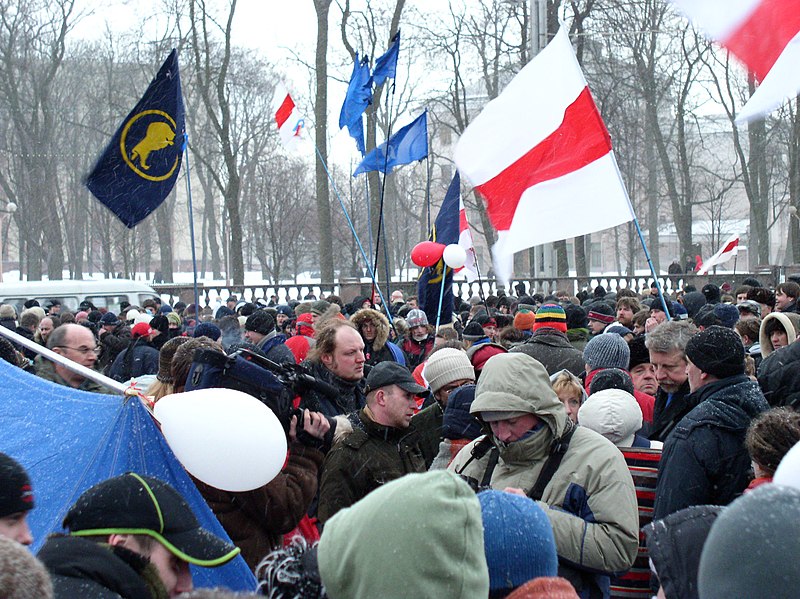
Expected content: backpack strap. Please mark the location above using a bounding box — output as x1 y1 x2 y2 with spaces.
527 420 577 501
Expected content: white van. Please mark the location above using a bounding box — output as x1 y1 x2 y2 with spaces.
0 279 159 315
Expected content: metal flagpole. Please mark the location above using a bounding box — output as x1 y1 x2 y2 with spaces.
182 135 200 315
435 264 448 331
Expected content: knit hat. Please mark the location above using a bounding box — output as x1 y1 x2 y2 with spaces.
158 304 173 314
478 490 558 594
583 333 631 370
99 312 120 326
166 312 182 328
0 453 34 518
462 321 486 342
587 303 615 324
0 536 53 598
64 472 239 567
130 322 153 338
682 291 707 318
505 577 579 599
310 300 331 317
533 304 567 333
442 385 482 440
245 310 275 335
424 348 475 394
578 388 642 447
0 304 16 319
276 304 294 318
149 314 170 336
605 324 633 337
513 310 536 332
588 368 635 396
564 303 588 330
193 322 221 341
318 471 489 599
698 485 800 599
157 336 190 384
627 335 651 370
685 325 744 378
406 309 428 329
215 306 235 320
125 308 141 323
712 303 739 329
702 283 721 304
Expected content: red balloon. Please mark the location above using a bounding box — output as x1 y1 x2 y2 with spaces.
411 241 446 268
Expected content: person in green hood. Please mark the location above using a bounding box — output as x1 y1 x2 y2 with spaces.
449 352 638 599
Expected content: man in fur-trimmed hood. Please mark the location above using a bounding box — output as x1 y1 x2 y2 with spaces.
350 308 406 367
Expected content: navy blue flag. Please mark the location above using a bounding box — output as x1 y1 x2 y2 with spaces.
86 49 185 228
417 173 460 328
372 30 400 86
353 111 428 176
339 53 373 155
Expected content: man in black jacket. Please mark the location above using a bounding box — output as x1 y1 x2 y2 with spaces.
37 473 239 598
653 326 769 520
646 321 698 442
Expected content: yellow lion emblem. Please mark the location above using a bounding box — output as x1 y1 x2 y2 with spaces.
130 122 175 170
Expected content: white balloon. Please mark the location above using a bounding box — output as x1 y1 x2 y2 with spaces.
154 388 287 492
774 440 800 492
442 244 467 268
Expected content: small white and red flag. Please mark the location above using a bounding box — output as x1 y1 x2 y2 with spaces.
697 234 740 275
274 83 306 149
454 26 634 284
458 198 479 282
670 0 800 122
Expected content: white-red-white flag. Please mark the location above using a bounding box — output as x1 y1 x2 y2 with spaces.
697 234 740 275
454 26 633 284
670 0 800 122
274 83 306 149
458 198 479 282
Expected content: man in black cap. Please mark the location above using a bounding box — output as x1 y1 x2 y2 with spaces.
37 472 240 598
243 310 294 365
317 361 428 523
97 311 131 375
653 326 769 520
0 452 34 546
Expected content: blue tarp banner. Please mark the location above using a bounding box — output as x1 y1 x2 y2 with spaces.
0 359 257 591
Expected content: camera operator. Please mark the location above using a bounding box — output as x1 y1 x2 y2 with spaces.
170 338 330 571
297 320 367 419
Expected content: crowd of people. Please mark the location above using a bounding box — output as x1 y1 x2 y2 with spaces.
1 275 800 598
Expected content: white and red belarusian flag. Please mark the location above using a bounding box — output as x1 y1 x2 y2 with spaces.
458 197 479 282
274 83 306 149
670 0 800 122
698 234 740 274
454 26 634 283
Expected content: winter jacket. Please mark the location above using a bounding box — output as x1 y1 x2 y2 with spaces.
38 535 168 599
192 443 323 570
297 360 366 418
285 334 314 363
411 401 444 468
399 334 435 370
757 339 800 408
653 375 768 520
758 311 800 358
643 505 722 599
317 471 489 599
36 358 116 394
318 407 427 523
510 328 586 376
449 353 639 597
648 381 696 443
97 324 132 374
109 341 160 382
256 331 295 365
351 308 406 367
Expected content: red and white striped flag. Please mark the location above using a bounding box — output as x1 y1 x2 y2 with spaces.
274 83 306 150
670 0 800 122
458 198 479 282
454 26 633 284
698 234 740 275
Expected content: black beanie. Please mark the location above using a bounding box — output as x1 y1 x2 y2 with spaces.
685 325 744 379
0 453 34 517
245 310 275 335
702 283 721 305
627 335 651 370
588 368 635 395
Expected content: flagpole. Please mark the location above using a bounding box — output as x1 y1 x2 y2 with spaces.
182 134 201 316
435 265 448 331
610 152 672 317
371 87 397 302
313 145 393 324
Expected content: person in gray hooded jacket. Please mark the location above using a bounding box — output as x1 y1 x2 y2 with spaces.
449 352 638 598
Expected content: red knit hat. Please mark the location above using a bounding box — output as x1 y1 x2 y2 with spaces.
130 322 154 338
506 577 579 599
513 310 536 331
532 304 567 333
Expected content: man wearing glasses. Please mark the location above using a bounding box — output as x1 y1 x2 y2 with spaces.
37 323 113 393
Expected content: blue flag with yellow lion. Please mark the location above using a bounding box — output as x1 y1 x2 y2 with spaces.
86 49 185 228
